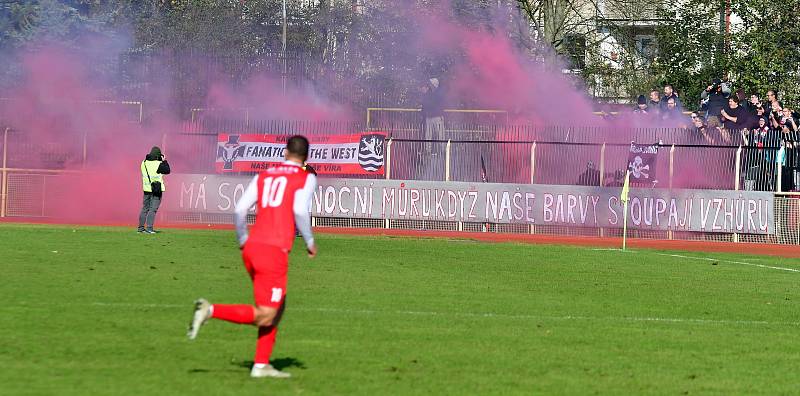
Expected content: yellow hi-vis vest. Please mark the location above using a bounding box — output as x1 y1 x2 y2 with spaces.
141 160 166 192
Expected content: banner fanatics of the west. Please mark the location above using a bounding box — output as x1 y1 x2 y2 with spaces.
216 133 387 175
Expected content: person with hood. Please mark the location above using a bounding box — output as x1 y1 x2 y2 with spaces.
633 95 649 114
138 146 171 233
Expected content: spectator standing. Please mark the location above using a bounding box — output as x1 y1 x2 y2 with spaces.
138 146 170 234
648 89 661 114
769 101 784 129
700 78 730 125
741 117 774 148
577 161 600 186
418 77 446 180
690 115 712 144
660 97 685 124
421 77 445 144
754 104 767 123
721 96 750 131
780 107 800 191
780 107 799 133
633 95 649 114
746 93 761 115
660 84 682 112
778 119 799 191
707 116 731 144
741 117 778 190
765 90 779 118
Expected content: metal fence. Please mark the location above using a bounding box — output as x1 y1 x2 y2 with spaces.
2 123 799 245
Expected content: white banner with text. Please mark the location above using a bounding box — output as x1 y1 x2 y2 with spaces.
166 175 774 234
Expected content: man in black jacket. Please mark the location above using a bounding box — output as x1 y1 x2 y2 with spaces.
701 78 730 125
647 89 661 114
721 96 750 132
660 84 682 112
138 146 171 233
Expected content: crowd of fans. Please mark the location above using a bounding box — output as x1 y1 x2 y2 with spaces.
632 80 800 191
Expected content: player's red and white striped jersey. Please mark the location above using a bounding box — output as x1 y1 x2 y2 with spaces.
234 161 317 251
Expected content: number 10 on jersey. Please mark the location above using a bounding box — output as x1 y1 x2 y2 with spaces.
261 176 287 208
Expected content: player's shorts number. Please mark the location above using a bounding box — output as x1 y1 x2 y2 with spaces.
271 288 283 303
261 176 287 208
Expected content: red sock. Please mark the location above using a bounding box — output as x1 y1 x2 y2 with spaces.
254 326 278 364
211 304 254 324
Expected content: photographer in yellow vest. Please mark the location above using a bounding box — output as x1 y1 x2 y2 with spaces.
138 146 171 234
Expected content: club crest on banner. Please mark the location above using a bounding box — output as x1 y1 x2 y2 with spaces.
217 135 247 171
358 134 385 172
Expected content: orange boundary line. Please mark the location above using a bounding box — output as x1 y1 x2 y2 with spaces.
2 217 799 259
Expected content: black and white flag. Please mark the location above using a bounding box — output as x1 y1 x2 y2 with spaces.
627 143 659 183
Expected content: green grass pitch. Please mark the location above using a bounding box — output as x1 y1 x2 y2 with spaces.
1 223 799 395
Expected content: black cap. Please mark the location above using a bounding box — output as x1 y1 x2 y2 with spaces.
149 146 162 158
637 95 647 105
712 78 722 85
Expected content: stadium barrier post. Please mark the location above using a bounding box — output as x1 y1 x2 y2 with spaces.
733 145 743 243
776 146 783 192
128 101 143 123
530 141 536 235
599 143 606 187
385 138 392 180
41 176 46 217
599 143 606 238
530 142 536 184
529 142 537 235
160 133 167 224
796 198 800 245
1 127 7 217
667 145 675 240
445 139 451 182
528 141 536 240
734 145 742 191
82 131 88 168
669 145 675 189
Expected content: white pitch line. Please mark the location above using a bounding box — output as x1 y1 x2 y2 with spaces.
297 307 797 326
654 253 800 273
589 248 637 253
90 302 185 308
12 302 786 327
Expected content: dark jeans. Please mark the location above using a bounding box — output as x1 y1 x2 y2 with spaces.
138 193 162 231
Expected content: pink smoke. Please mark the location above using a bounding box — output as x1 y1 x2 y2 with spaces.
0 2 731 229
205 74 353 122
